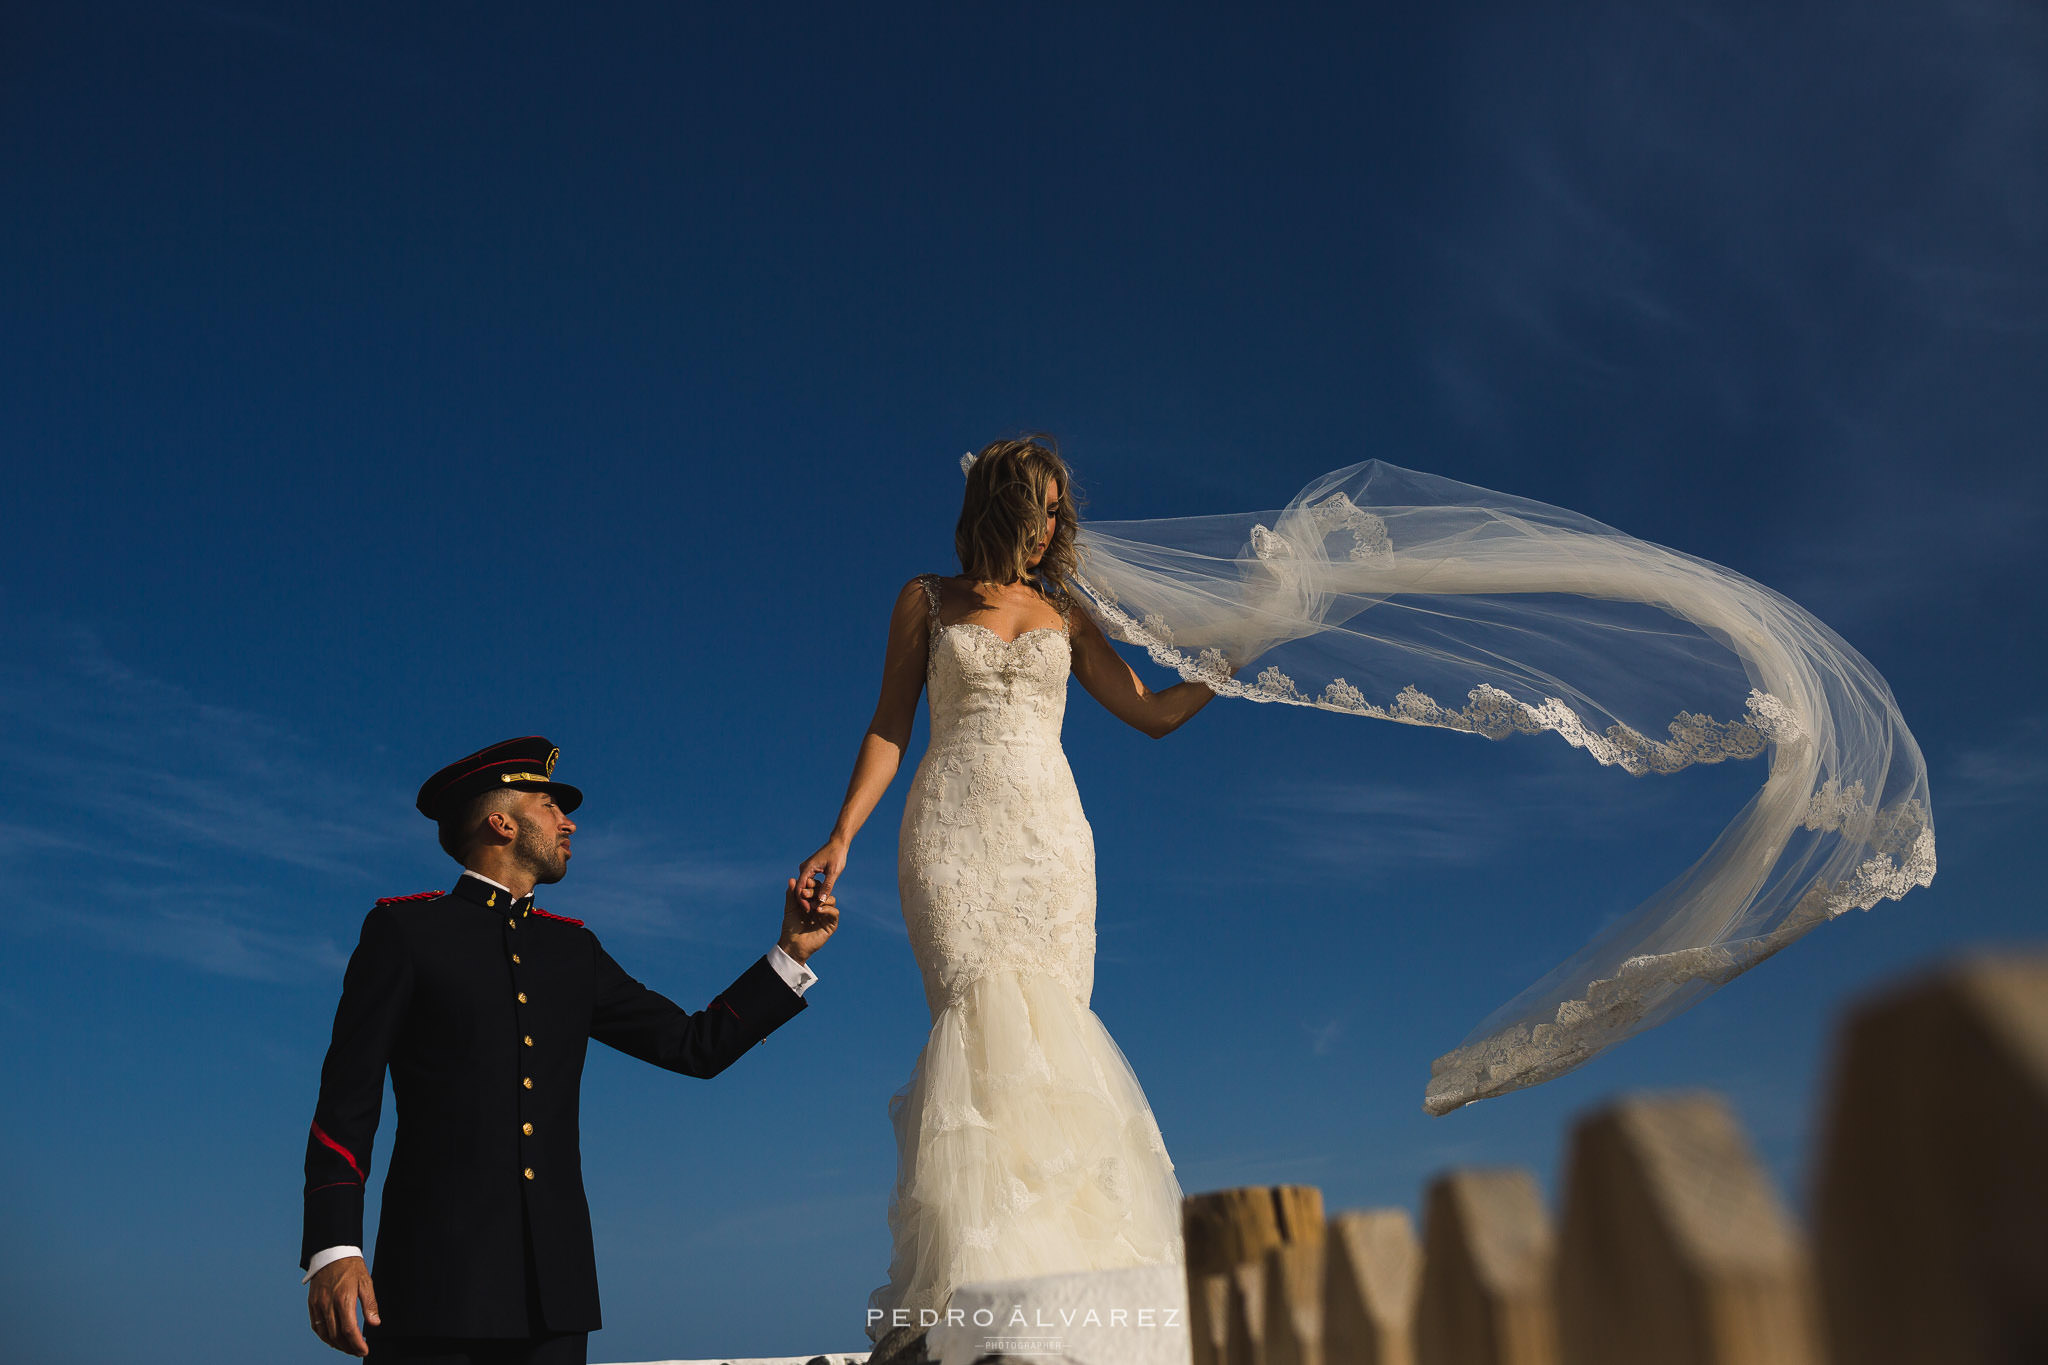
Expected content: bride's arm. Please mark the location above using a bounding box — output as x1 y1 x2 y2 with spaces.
796 578 931 903
1068 598 1229 739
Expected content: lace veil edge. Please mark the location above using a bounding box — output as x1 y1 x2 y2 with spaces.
1068 458 1936 1114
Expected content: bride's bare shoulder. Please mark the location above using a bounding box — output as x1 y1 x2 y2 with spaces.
1053 589 1109 653
891 575 944 626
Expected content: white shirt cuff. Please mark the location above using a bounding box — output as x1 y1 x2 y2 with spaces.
302 1246 361 1284
765 945 817 997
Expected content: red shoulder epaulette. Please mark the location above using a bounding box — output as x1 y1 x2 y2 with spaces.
531 907 584 927
375 890 444 905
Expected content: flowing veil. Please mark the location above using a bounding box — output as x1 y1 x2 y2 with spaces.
1067 459 1935 1115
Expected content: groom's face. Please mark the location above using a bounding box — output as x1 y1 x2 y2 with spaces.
506 789 576 885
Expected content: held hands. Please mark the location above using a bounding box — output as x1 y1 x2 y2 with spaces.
778 875 839 964
308 1255 378 1356
796 837 848 909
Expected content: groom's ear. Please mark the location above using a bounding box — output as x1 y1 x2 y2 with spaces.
440 789 519 858
478 790 530 844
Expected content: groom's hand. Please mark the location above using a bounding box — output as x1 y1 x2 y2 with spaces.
308 1254 379 1355
778 876 839 964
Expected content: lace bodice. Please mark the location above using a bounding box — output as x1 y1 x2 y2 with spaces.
918 575 1075 750
898 574 1094 1013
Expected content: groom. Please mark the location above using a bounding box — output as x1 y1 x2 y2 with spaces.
300 736 837 1363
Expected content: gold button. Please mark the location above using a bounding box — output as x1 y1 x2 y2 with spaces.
517 992 528 1004
522 1122 533 1136
523 1035 534 1047
507 919 515 929
511 954 521 964
523 1167 535 1180
522 1077 533 1089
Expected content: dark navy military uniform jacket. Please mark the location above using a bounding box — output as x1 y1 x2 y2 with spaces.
299 872 807 1337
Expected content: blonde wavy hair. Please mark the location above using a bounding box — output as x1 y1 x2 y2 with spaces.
955 434 1083 599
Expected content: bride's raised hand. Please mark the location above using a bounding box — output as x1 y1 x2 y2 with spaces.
796 837 848 907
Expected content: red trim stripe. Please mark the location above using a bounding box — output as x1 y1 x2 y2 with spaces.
717 998 742 1021
310 1121 364 1181
431 743 554 799
375 890 443 905
448 736 547 764
530 907 584 927
308 1181 359 1194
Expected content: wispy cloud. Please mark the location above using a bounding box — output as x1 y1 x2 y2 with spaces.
0 627 787 978
1773 413 2045 631
554 829 796 945
1940 712 2048 812
1234 759 1720 880
1423 0 2048 627
1870 248 2048 336
1304 1016 1344 1057
1 633 404 978
6 627 413 876
41 887 352 982
557 825 909 946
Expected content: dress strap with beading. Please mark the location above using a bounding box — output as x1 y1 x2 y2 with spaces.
918 576 944 685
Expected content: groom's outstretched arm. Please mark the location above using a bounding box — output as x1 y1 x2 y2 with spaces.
590 878 833 1076
590 943 809 1077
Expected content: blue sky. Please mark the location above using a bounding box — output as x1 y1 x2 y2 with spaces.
3 3 2043 1361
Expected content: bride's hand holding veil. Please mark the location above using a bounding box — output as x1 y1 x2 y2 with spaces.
1067 600 1238 738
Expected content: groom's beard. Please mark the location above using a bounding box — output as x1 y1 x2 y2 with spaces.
511 813 570 885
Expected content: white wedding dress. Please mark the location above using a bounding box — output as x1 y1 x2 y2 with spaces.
867 575 1184 1333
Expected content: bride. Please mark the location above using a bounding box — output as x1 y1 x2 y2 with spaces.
798 435 1935 1334
797 435 1225 1332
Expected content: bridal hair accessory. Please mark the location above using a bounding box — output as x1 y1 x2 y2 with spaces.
1070 458 1935 1116
960 450 978 475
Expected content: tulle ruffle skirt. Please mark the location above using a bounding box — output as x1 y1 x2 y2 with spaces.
867 969 1184 1334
